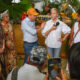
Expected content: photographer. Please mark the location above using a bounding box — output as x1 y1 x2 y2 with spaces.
45 42 80 80
7 46 48 80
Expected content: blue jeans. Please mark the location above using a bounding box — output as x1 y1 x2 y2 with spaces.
24 41 39 63
47 47 61 57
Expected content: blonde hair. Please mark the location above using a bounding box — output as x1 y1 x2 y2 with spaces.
51 8 58 13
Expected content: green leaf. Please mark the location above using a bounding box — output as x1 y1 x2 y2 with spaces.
0 0 32 20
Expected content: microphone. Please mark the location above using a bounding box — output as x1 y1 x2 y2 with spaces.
56 22 59 26
53 22 60 27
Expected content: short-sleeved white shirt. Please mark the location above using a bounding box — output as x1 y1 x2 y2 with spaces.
7 64 45 80
42 19 71 48
73 22 80 43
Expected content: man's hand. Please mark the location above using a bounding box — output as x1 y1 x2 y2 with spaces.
36 28 41 33
56 69 67 80
44 72 49 80
36 25 40 29
36 22 46 31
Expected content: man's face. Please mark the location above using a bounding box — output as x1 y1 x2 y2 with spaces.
45 6 50 12
77 14 80 22
51 10 58 20
30 14 37 21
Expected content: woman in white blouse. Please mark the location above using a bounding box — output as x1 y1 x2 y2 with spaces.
42 8 71 57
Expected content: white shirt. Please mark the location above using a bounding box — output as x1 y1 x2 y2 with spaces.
73 22 80 43
21 17 38 43
7 64 45 80
42 19 71 48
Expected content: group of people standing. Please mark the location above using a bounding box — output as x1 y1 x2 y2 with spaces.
21 7 71 63
0 4 80 80
20 7 80 80
22 7 80 60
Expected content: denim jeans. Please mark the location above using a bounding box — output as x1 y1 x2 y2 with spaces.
47 47 61 57
24 41 39 63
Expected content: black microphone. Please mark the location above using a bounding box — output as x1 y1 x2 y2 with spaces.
53 22 60 27
56 22 59 26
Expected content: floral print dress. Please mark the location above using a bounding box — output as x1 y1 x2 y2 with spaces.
2 22 17 74
0 22 7 79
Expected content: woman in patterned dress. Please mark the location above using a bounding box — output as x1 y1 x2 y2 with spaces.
1 10 17 74
0 21 7 80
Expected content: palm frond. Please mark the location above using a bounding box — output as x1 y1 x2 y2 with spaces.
0 0 32 20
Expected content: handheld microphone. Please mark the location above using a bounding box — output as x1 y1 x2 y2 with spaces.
56 22 59 26
53 22 60 27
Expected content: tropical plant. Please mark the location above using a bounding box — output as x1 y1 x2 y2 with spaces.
0 0 32 20
61 0 80 11
69 0 80 9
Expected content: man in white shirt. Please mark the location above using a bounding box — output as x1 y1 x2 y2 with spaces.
7 46 47 80
42 8 71 57
21 8 40 63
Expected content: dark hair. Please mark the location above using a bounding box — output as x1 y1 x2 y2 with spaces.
77 9 80 16
68 42 80 80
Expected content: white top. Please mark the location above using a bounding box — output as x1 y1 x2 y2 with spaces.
73 22 80 43
21 17 37 43
7 64 45 80
42 19 71 48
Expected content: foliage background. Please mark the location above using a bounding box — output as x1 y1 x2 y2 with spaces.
0 0 32 20
0 0 80 20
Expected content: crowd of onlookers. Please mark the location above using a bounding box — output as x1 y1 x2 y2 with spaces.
0 2 80 80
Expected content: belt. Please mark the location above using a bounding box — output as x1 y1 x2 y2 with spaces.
24 41 37 44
